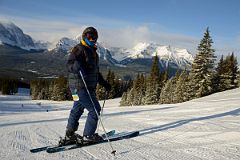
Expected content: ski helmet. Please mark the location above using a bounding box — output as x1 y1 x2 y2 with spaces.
82 27 98 42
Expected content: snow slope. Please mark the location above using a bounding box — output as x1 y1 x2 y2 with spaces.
0 88 240 160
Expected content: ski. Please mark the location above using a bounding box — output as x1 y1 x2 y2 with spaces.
30 130 115 153
46 131 139 153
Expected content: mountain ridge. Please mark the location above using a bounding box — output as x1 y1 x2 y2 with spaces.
0 21 193 70
0 21 48 50
0 21 196 79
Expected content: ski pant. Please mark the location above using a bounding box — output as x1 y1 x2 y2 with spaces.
66 88 101 136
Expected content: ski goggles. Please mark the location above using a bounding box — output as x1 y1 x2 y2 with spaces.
86 33 98 41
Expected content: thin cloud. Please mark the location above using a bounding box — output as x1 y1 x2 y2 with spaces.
2 14 239 62
100 26 199 53
0 15 86 42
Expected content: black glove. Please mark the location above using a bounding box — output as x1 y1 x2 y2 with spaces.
98 72 111 91
104 81 111 91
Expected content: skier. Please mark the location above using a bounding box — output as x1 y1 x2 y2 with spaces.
62 27 111 145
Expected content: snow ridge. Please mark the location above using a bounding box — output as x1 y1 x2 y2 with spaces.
120 42 194 69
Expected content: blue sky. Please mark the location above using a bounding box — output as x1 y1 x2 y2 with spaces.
0 0 240 59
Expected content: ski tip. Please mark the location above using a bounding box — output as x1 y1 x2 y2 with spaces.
111 150 116 156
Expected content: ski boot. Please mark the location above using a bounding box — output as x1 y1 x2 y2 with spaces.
59 130 83 146
83 133 104 144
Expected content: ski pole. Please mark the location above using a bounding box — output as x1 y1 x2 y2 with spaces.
101 91 108 119
79 70 116 156
97 90 107 132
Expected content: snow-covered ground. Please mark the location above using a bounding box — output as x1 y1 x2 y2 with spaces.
0 88 240 160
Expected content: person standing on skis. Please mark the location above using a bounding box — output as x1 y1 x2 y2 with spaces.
63 27 111 144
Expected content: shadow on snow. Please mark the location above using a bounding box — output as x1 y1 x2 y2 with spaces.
138 107 240 136
0 106 174 127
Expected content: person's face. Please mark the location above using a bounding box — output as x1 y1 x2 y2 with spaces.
86 33 97 42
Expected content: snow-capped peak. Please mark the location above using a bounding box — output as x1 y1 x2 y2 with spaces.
154 45 193 61
51 37 118 64
54 37 78 52
120 42 194 69
0 21 47 50
127 42 157 59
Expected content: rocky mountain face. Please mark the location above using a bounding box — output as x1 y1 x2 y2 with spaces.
0 21 48 50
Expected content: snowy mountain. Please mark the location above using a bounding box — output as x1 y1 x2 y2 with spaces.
97 42 120 64
0 88 240 159
51 37 119 65
34 40 51 50
0 21 194 77
108 47 130 62
0 21 48 50
52 37 78 53
51 39 193 70
119 42 194 70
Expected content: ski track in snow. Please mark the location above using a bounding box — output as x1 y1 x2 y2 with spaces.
0 88 240 159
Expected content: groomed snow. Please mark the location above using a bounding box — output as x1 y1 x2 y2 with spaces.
0 88 240 160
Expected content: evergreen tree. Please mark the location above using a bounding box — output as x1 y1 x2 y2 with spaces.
96 84 105 100
160 78 173 104
30 77 71 101
118 79 126 97
228 53 238 89
214 55 225 92
150 55 160 78
133 73 145 105
127 78 134 89
143 55 161 104
238 67 240 87
0 78 18 95
126 87 134 106
220 53 239 90
48 81 54 100
112 76 121 98
160 69 169 86
170 72 180 103
54 75 68 101
120 92 128 106
96 70 131 101
173 71 189 103
30 80 39 99
106 70 116 99
140 74 146 102
37 80 45 100
189 28 216 98
120 78 134 106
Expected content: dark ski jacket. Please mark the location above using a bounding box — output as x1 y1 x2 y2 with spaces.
67 40 107 90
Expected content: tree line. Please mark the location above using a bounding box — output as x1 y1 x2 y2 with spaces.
1 28 239 104
30 71 130 101
96 70 132 100
0 78 30 95
0 71 130 101
120 28 239 106
0 78 18 95
30 75 71 101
